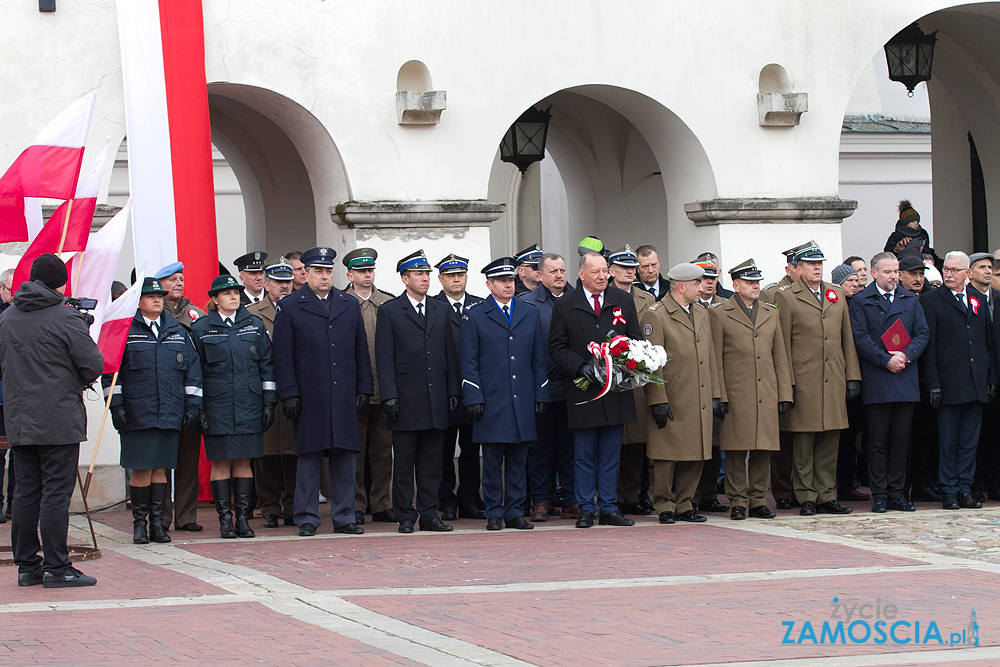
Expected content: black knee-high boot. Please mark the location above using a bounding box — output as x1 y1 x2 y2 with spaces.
149 482 172 543
130 484 150 544
232 477 256 538
211 478 237 538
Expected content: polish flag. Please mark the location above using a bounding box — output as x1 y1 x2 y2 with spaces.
0 94 96 242
10 141 110 295
116 0 218 301
97 257 144 375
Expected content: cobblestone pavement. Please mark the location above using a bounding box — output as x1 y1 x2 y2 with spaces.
2 499 1000 666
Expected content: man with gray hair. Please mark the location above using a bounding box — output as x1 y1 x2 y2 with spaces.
919 250 997 509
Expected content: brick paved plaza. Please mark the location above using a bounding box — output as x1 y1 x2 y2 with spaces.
3 500 1000 666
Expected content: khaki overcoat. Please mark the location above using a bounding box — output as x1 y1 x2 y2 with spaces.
623 286 655 444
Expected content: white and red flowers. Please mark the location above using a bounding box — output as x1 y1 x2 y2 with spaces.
971 296 981 315
574 334 668 401
825 289 839 303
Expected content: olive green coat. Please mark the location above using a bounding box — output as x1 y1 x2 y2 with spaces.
623 287 655 444
774 279 861 432
709 296 793 451
641 296 720 461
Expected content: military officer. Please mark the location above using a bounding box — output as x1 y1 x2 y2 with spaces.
272 246 374 537
514 243 543 295
247 260 298 528
642 263 720 524
153 261 207 532
234 251 268 304
432 253 486 521
774 241 862 516
461 257 549 530
375 250 461 533
606 246 654 515
710 260 794 519
285 251 307 290
695 252 734 299
343 247 397 525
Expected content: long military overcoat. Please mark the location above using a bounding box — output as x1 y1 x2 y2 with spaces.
623 287 654 444
247 297 295 455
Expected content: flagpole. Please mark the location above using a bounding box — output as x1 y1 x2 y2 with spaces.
72 251 85 295
82 370 117 499
56 198 74 254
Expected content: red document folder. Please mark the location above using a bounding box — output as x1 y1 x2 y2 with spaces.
881 318 911 353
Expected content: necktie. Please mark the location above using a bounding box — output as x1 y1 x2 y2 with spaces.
224 317 233 327
454 302 462 316
502 304 510 321
417 302 424 318
150 321 159 338
814 290 822 302
957 292 966 308
592 293 601 317
881 292 892 308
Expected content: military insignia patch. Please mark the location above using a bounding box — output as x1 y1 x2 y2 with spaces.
176 353 183 363
643 323 652 336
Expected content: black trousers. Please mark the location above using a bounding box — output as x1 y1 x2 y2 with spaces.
11 443 79 575
866 402 915 498
907 393 939 494
392 429 444 523
439 423 482 510
974 399 1000 493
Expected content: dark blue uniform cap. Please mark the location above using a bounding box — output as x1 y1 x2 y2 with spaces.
435 253 470 274
301 246 337 268
397 249 432 273
515 243 542 266
482 257 517 279
234 251 268 272
265 260 294 281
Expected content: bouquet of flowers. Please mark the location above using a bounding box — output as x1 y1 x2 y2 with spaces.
574 334 668 399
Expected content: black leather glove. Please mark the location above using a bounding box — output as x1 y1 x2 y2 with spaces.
466 403 484 421
356 393 371 412
713 399 727 420
181 412 198 433
198 411 209 435
651 403 673 429
535 402 547 414
449 395 460 413
382 398 399 421
578 363 600 384
990 385 998 403
929 388 942 409
110 405 128 434
846 380 861 401
282 396 301 422
262 402 276 431
777 401 794 416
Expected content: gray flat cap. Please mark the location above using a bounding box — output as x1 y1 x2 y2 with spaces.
666 262 705 281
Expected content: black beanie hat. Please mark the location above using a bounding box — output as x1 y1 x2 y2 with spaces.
29 253 68 290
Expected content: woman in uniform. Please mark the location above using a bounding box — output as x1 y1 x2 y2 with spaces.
107 277 202 545
191 275 277 538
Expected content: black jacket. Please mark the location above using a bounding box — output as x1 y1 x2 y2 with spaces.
639 275 671 302
0 281 104 445
432 290 483 426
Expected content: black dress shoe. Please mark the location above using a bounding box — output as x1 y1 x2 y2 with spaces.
621 501 653 516
419 517 453 532
506 515 535 529
816 500 853 515
575 510 595 528
730 506 747 520
639 497 655 512
355 510 366 525
887 496 915 512
398 519 415 533
658 511 675 524
263 514 279 528
799 501 816 516
459 504 486 520
440 506 458 521
599 510 635 526
749 505 776 519
43 567 96 588
335 523 364 535
486 516 503 531
959 492 984 509
942 493 960 510
177 522 203 532
298 523 316 537
284 516 296 526
871 497 888 513
371 509 398 522
776 497 793 510
971 486 986 503
912 486 944 502
676 509 707 522
17 569 43 587
699 499 729 513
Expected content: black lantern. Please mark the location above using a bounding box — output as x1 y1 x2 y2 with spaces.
884 22 938 97
500 106 552 177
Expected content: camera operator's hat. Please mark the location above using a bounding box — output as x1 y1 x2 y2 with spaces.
729 258 763 282
790 241 826 264
608 245 640 268
141 277 168 296
264 259 294 281
435 253 469 274
301 246 337 268
234 251 267 272
515 243 543 267
343 247 377 270
396 249 432 274
665 263 705 282
29 253 67 290
154 261 184 280
207 274 242 296
482 257 517 279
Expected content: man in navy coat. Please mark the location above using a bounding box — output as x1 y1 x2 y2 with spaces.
273 246 373 537
461 257 549 530
920 250 998 510
376 250 461 533
849 252 928 513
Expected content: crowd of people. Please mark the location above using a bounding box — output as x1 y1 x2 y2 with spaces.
3 198 998 588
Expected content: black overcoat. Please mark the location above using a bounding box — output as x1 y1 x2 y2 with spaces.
432 290 483 426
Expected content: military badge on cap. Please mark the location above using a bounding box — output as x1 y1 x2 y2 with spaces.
608 244 640 268
141 277 168 296
692 253 721 278
265 258 294 281
234 251 268 272
482 257 517 279
791 241 825 264
208 274 242 296
396 249 432 274
515 243 543 267
301 246 337 268
343 247 378 270
728 258 763 282
435 253 470 274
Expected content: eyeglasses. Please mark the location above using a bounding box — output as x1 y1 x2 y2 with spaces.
942 267 967 274
0 284 10 292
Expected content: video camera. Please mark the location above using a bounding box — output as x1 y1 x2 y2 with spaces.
63 296 98 326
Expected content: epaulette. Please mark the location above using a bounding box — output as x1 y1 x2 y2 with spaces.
762 282 778 291
464 300 485 310
378 288 395 298
778 284 791 291
648 302 662 311
760 301 777 311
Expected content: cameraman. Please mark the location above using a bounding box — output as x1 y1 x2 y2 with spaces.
0 254 103 588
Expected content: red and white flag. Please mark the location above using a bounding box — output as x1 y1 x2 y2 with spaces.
0 93 96 242
93 216 141 374
11 141 110 295
116 0 218 300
